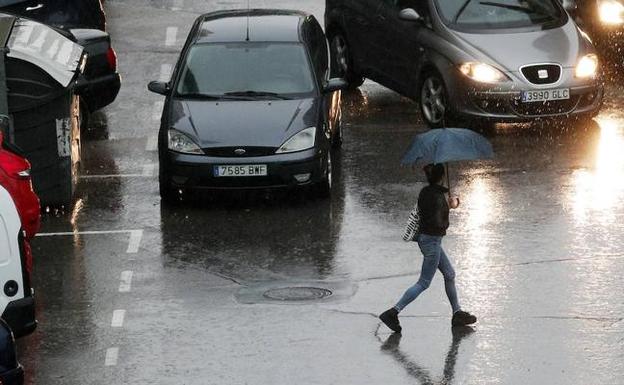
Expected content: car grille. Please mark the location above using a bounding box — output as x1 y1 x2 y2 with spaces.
511 96 580 116
202 147 278 157
520 64 561 85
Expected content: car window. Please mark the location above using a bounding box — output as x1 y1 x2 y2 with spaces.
176 42 316 97
435 0 566 30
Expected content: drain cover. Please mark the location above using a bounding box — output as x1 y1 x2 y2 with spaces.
263 286 333 301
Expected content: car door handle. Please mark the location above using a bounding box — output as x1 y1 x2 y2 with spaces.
26 4 43 11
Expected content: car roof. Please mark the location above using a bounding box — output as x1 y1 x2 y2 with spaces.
195 9 310 43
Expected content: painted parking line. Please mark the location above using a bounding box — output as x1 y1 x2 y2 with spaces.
79 164 157 179
119 271 133 293
152 100 164 120
105 347 119 366
165 27 178 46
171 0 184 11
145 135 158 151
159 63 172 82
111 310 126 328
36 230 144 254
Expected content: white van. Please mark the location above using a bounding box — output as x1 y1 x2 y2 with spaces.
0 185 36 338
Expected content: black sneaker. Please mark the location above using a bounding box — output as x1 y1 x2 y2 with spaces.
379 308 402 333
452 310 477 327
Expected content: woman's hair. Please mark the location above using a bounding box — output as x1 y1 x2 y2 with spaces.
424 163 445 185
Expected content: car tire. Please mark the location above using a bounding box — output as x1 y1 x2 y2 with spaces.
316 152 333 199
158 162 180 205
329 32 364 89
419 71 453 128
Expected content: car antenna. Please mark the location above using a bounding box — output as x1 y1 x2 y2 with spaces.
245 0 250 41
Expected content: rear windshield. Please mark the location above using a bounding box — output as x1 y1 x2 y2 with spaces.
176 42 316 98
435 0 566 31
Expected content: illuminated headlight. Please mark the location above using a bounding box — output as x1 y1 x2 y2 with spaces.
167 129 203 154
575 54 599 78
459 62 508 83
276 127 316 154
598 0 624 24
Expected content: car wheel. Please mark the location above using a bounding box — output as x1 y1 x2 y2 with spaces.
330 32 364 89
419 72 451 128
316 152 333 199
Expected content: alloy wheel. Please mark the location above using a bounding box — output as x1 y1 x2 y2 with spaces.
420 76 447 125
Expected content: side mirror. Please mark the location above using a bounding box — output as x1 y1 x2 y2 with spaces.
561 0 577 13
399 8 422 22
323 78 348 93
148 81 170 95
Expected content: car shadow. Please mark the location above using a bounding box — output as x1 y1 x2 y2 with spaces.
379 326 475 384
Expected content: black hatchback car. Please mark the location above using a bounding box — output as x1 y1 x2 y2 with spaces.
149 10 346 202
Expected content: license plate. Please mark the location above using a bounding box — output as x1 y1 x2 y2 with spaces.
214 164 267 177
522 88 570 103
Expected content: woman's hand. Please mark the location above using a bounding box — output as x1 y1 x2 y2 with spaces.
449 196 460 209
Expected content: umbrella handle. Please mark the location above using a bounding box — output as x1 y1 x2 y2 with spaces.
446 163 451 196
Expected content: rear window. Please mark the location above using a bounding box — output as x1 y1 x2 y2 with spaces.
435 0 567 31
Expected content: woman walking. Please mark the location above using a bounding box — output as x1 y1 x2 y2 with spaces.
380 164 477 333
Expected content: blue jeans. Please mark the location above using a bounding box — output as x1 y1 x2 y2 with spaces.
394 234 461 313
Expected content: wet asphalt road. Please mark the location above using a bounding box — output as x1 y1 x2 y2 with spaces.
15 1 624 384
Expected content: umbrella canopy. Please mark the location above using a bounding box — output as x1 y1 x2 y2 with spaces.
401 128 494 166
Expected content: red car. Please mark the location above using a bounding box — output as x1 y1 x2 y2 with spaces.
0 131 39 338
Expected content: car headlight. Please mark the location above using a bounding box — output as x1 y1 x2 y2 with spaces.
168 129 203 154
276 127 316 154
459 62 508 83
575 54 599 78
598 0 624 24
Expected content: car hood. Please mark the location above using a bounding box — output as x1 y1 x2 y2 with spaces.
451 21 590 71
169 98 320 148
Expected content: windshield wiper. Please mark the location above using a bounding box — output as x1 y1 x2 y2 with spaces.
176 93 252 100
224 90 292 100
479 1 543 15
454 0 474 23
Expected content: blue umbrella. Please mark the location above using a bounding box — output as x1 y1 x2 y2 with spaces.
401 128 494 166
401 128 494 194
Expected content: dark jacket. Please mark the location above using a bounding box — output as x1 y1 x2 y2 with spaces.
418 184 449 236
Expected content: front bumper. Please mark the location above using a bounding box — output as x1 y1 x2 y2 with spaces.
164 148 327 190
1 296 37 339
444 68 604 122
0 365 24 385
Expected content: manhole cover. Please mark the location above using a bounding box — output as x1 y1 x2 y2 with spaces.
263 287 333 301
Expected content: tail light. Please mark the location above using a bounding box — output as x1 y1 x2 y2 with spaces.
0 132 32 180
106 46 118 71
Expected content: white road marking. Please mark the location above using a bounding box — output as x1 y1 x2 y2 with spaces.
126 230 143 253
171 0 184 11
119 271 133 293
80 174 151 179
152 100 164 120
165 27 178 46
111 310 126 328
105 347 119 366
159 63 172 82
145 135 158 151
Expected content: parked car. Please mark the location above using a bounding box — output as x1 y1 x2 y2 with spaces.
0 0 121 113
0 319 23 385
325 0 604 128
148 9 346 202
0 132 38 339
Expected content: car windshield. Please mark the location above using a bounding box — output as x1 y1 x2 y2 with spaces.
176 42 316 99
435 0 565 31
